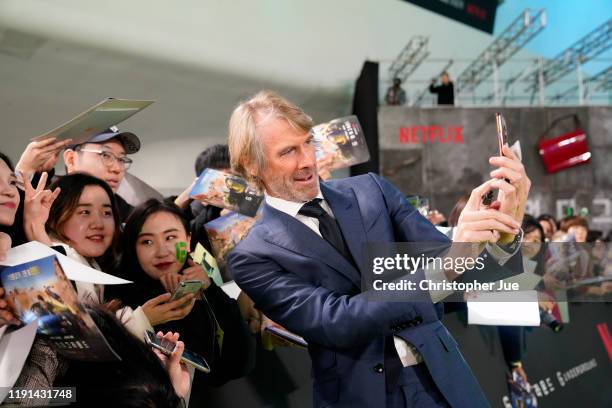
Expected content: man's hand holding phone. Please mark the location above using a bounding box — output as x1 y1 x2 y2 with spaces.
481 113 531 244
488 144 531 244
454 179 522 244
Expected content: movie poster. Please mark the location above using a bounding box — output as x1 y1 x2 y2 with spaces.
190 169 263 217
205 212 258 268
1 255 120 361
311 115 370 171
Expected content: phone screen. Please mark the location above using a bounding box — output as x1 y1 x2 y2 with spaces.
181 348 210 371
145 331 210 373
171 280 203 301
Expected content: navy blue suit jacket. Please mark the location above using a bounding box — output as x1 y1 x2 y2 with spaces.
228 173 494 408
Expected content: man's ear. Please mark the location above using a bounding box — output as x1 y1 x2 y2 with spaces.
63 149 76 172
243 161 258 181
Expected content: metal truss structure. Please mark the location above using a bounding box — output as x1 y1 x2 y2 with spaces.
388 36 429 82
455 9 546 95
551 65 612 102
524 18 612 94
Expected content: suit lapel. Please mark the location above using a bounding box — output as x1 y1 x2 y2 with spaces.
321 183 368 276
261 203 361 288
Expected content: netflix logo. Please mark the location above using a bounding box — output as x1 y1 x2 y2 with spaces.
466 3 487 20
399 125 464 144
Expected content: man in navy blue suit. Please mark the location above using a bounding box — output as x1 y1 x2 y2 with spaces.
227 91 530 407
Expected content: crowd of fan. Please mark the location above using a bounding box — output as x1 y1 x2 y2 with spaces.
0 124 609 407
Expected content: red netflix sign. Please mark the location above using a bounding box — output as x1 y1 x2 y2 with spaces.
399 125 464 144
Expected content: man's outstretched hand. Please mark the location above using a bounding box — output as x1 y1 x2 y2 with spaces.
454 178 522 245
488 144 531 244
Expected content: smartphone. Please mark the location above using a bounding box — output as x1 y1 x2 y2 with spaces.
495 112 508 155
483 113 509 206
170 280 204 301
264 326 308 348
144 330 211 373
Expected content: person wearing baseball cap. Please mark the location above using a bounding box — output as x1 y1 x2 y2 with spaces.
62 126 141 220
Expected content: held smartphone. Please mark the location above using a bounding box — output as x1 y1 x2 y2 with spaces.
144 330 211 373
483 113 509 206
495 112 508 155
170 280 204 301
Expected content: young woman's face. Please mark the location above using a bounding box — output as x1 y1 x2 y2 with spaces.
0 160 20 227
135 211 190 280
61 185 115 258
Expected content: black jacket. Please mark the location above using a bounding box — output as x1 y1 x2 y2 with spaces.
429 82 455 105
106 265 255 387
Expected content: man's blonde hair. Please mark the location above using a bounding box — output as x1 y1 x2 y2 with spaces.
228 90 313 189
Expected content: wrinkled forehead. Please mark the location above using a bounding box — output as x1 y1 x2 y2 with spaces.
258 117 309 147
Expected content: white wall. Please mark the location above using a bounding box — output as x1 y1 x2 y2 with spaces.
0 0 502 192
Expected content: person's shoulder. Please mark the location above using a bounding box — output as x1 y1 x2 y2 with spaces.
325 173 382 190
232 217 269 252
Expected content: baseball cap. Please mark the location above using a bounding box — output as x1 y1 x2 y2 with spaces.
69 126 141 154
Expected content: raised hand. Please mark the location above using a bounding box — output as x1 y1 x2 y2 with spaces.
141 293 196 326
181 258 211 290
16 138 72 175
0 287 20 326
151 331 191 399
22 172 60 245
174 177 198 209
454 178 522 245
317 155 335 181
160 272 182 294
0 232 10 262
488 144 531 243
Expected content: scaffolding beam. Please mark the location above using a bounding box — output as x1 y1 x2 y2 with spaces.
388 36 429 81
455 9 546 94
550 65 612 102
524 18 612 92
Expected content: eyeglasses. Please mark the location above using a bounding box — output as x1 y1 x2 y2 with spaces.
78 148 133 170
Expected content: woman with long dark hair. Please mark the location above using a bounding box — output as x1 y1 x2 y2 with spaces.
111 198 254 402
21 172 194 333
0 151 22 325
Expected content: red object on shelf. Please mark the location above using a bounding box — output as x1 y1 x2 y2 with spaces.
538 115 591 174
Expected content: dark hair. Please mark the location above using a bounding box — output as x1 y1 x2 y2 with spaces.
447 194 470 227
194 144 230 176
537 214 557 229
522 214 545 243
119 199 190 282
63 305 182 407
47 173 120 266
560 215 588 232
0 152 14 171
0 151 27 246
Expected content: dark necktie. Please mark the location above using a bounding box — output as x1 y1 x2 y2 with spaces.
298 198 355 265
